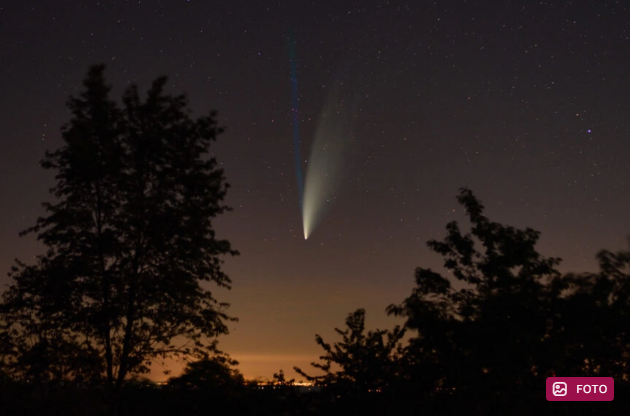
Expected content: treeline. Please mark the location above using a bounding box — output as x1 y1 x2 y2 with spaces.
5 188 626 415
291 188 630 415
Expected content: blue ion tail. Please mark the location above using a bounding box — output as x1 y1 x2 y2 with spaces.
301 81 353 241
288 29 306 238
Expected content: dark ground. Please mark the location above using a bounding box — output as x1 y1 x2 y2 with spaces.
2 381 628 416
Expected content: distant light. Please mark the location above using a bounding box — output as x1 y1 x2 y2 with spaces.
587 129 592 133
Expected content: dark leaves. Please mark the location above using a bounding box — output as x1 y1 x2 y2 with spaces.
386 189 630 409
0 65 237 391
295 309 405 396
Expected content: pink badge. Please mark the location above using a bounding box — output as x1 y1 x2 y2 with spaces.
546 377 614 401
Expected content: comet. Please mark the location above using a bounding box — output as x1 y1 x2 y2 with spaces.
288 34 355 240
302 83 354 240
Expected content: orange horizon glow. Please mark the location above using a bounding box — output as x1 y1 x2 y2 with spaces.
148 353 320 383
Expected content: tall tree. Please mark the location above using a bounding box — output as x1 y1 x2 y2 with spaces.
387 189 630 413
0 65 237 413
387 188 564 411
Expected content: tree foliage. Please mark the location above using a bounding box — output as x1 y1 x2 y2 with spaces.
386 189 562 396
272 369 295 386
386 188 630 411
167 354 244 389
296 188 630 414
551 246 630 379
294 309 405 395
0 65 237 409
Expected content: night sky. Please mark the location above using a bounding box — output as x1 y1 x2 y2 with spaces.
2 0 630 381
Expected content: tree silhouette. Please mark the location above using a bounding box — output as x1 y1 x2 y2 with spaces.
0 65 237 415
550 244 630 381
272 369 295 386
167 354 244 389
387 188 630 413
294 308 405 396
290 189 630 414
387 188 565 411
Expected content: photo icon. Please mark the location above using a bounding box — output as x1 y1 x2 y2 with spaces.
553 382 567 396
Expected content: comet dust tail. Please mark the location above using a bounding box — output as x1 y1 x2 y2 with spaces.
301 82 354 240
